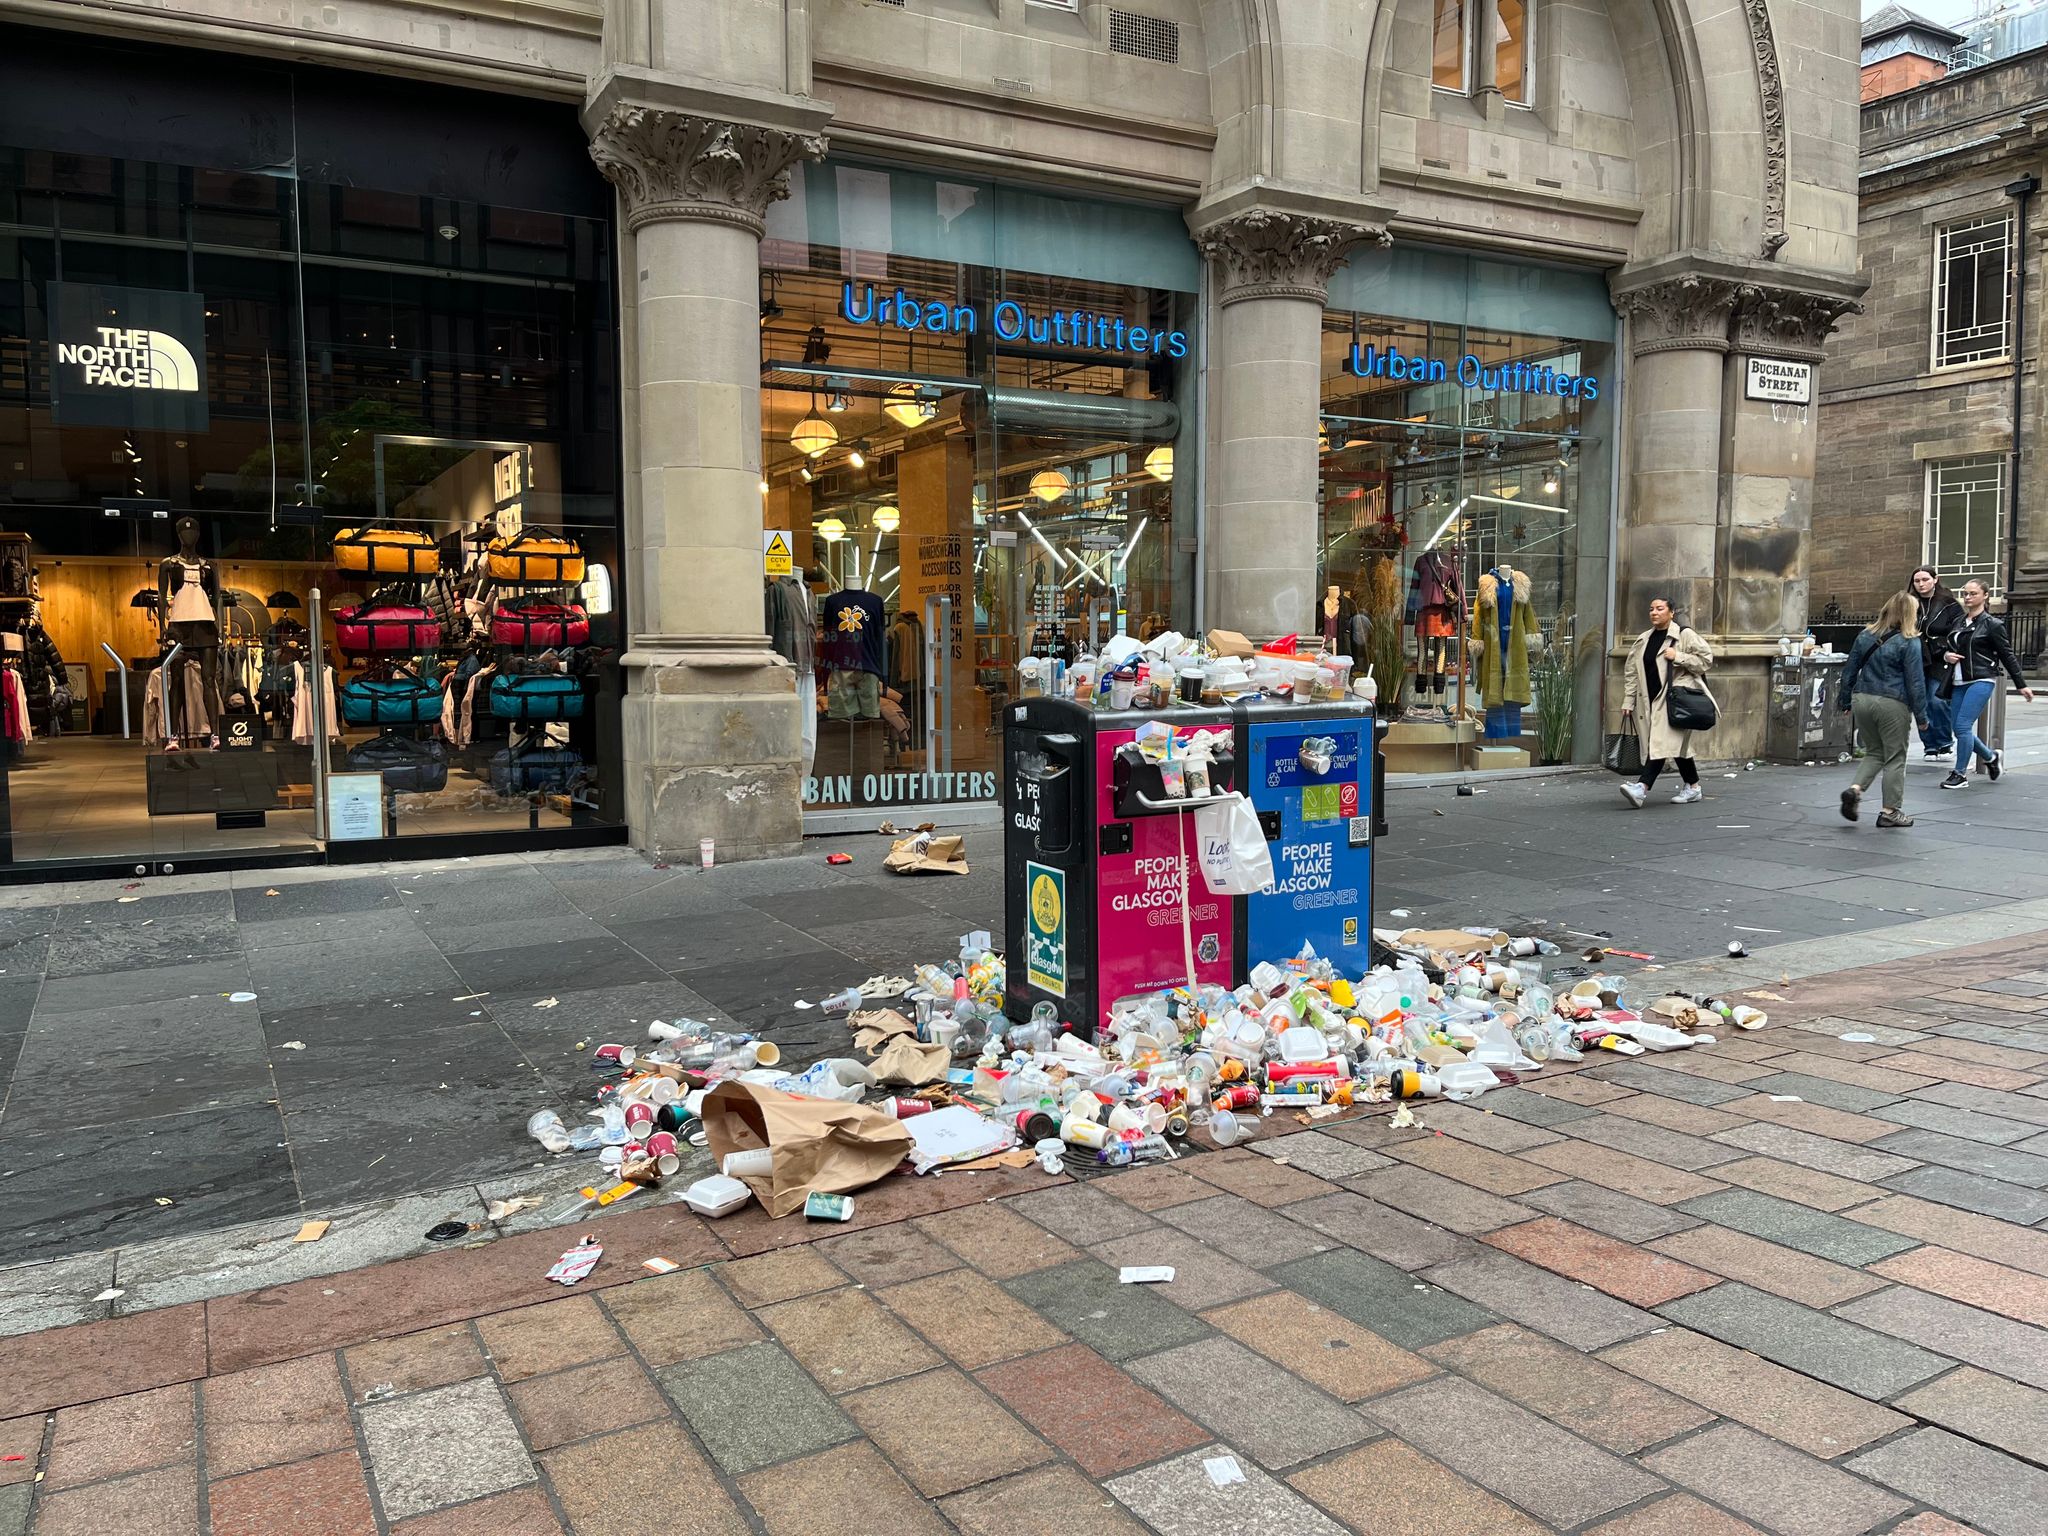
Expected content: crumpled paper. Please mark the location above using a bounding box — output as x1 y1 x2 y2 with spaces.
870 1033 950 1087
852 1008 919 1053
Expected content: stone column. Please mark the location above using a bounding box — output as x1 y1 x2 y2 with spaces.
1726 284 1861 639
1192 208 1387 642
588 103 825 862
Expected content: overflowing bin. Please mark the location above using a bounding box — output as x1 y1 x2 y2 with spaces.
1004 694 1385 1038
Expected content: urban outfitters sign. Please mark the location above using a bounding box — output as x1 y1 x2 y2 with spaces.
840 283 1190 359
1346 342 1600 399
48 282 210 431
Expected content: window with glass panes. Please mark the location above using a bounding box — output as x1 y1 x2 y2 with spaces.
1932 215 2012 369
1925 455 2006 595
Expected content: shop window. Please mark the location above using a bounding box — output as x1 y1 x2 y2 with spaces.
1925 455 2006 596
1932 214 2012 369
1496 0 1531 104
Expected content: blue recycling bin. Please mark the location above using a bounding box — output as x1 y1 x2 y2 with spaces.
1234 699 1384 972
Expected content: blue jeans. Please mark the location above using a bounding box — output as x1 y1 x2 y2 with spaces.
1918 686 1953 752
1952 679 1997 773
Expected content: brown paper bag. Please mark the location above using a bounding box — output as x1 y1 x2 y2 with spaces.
883 832 971 876
700 1081 912 1218
1396 927 1509 960
870 1034 950 1087
852 1008 919 1053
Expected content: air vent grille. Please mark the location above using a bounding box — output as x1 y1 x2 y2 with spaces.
1109 10 1179 63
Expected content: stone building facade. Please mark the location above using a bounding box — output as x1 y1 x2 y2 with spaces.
0 0 1864 869
1815 41 2048 627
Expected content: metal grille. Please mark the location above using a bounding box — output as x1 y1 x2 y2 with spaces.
1925 454 2007 596
1110 10 1180 63
1932 214 2012 369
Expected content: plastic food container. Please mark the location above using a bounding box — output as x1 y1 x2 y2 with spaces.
682 1174 752 1217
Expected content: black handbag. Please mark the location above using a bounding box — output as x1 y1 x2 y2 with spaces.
1603 731 1643 777
346 733 449 793
1666 684 1718 732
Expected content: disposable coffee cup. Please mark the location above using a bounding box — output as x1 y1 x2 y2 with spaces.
700 837 715 869
624 1102 655 1134
751 1040 782 1067
722 1147 773 1178
645 1131 681 1177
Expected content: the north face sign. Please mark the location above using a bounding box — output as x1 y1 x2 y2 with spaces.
47 282 209 431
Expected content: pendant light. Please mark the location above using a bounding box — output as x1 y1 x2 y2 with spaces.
884 382 938 428
1029 469 1070 503
789 389 837 459
1144 445 1174 483
815 517 847 542
873 505 900 533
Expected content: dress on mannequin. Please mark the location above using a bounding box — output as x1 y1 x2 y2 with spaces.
1406 549 1462 716
158 518 222 745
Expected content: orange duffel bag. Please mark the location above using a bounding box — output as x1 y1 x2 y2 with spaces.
487 529 584 585
333 524 440 577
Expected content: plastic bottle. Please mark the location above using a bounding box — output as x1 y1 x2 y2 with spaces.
599 1102 630 1145
527 1109 572 1154
821 986 863 1015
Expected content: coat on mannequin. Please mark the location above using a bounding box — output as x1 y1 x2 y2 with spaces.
157 515 221 745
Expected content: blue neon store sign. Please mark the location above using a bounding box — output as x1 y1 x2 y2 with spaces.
1346 342 1600 399
839 283 1190 359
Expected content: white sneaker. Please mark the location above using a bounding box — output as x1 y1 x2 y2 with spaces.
1672 784 1704 804
1619 781 1647 808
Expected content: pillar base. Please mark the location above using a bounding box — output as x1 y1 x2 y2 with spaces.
622 649 802 865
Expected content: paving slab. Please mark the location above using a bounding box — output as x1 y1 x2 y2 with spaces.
1267 1248 1496 1351
1002 1259 1213 1362
540 1423 748 1536
1673 1188 1921 1266
1482 1217 1722 1307
974 1342 1210 1479
1126 1336 1374 1471
1847 1428 2048 1536
739 1442 953 1536
1517 1179 1705 1242
1869 1127 2048 1187
1362 1375 1665 1527
358 1377 535 1522
1152 1193 1339 1268
1894 1366 2048 1463
942 1465 1153 1536
1422 1323 1712 1453
1648 1225 1889 1306
1422 1249 1663 1349
1562 1112 1752 1171
656 1341 856 1475
1282 1191 1479 1271
842 1368 1050 1499
1289 1438 1547 1536
1252 1130 1397 1180
1836 1285 2048 1390
1880 1163 2048 1222
1654 1283 1952 1399
1708 1122 1924 1182
1643 1423 1909 1536
1702 1156 1886 1213
1108 1444 1350 1536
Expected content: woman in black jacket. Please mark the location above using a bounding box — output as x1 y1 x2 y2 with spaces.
1910 567 1962 757
1940 577 2036 790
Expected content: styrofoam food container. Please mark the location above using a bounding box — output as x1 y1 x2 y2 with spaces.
683 1174 752 1217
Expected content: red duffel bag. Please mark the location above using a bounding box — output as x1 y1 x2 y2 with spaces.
335 602 441 654
491 599 590 649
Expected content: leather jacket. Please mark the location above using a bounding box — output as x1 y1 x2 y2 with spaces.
1940 611 2028 693
1919 596 1963 678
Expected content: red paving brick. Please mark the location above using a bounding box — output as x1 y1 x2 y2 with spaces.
207 1449 377 1536
202 1354 353 1479
43 1381 195 1490
0 1304 208 1419
0 1413 43 1486
31 1463 199 1536
391 1487 565 1536
505 1357 669 1452
1867 1246 2048 1327
1483 1217 1722 1307
1870 1052 2040 1090
975 1342 1209 1479
475 1296 623 1382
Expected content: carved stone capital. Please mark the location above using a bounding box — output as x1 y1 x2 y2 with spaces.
1733 284 1863 361
1194 210 1391 306
588 105 825 235
1612 274 1746 356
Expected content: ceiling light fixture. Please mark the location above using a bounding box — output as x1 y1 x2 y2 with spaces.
1030 469 1071 503
847 439 871 471
1145 445 1174 483
824 379 850 413
789 390 838 458
884 382 938 428
801 324 830 366
815 517 847 542
873 505 900 533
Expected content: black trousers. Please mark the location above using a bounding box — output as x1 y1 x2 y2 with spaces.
1641 756 1699 788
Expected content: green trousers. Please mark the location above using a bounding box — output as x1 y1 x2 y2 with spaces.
1851 694 1912 811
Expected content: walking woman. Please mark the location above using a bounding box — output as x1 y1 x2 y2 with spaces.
1839 591 1929 828
1910 566 1962 758
1618 597 1717 807
1941 577 2036 790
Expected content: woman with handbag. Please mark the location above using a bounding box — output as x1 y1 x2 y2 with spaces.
1837 590 1929 828
1617 597 1716 808
1939 577 2036 791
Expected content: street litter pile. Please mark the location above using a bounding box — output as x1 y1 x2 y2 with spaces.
522 922 1767 1226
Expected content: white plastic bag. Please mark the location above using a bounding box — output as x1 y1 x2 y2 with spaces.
1195 793 1275 896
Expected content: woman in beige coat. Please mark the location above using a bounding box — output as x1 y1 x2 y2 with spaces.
1618 597 1716 808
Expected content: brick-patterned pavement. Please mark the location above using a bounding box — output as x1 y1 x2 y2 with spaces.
5 933 2048 1535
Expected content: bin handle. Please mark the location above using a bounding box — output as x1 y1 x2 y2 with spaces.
1134 790 1240 812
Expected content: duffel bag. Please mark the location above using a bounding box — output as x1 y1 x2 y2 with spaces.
333 524 440 577
488 747 584 795
345 735 449 793
338 674 443 726
487 529 584 585
335 602 441 655
489 673 585 721
491 599 589 649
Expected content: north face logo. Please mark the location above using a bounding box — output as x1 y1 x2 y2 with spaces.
55 327 202 392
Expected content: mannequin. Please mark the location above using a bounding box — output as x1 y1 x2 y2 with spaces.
820 579 885 721
157 516 220 747
1470 563 1541 739
1406 548 1462 719
765 566 818 775
1323 585 1342 651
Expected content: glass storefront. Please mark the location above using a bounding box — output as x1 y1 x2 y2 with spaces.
0 30 622 870
1318 247 1616 772
760 161 1199 818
